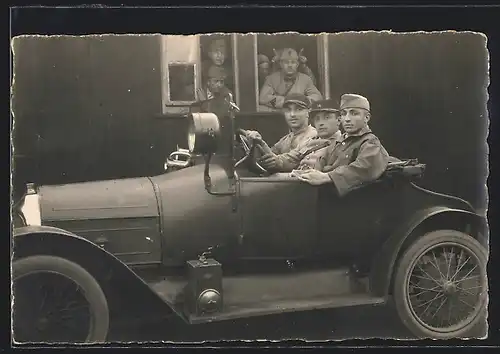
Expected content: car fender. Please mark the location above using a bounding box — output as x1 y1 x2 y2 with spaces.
369 206 488 297
12 225 176 318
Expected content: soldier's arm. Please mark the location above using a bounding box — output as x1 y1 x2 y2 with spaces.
259 76 283 107
325 138 389 197
274 147 305 172
303 76 323 102
196 88 206 102
270 140 283 155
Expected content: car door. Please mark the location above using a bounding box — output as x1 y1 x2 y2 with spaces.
238 175 319 259
316 179 402 264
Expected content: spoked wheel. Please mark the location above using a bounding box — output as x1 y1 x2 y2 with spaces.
12 255 109 344
394 230 488 339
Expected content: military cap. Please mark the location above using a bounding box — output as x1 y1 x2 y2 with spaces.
209 39 227 53
258 54 270 65
310 99 340 115
207 65 227 80
279 48 299 61
340 93 370 112
283 93 311 109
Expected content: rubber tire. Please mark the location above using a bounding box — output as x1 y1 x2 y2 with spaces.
12 255 110 343
393 230 488 339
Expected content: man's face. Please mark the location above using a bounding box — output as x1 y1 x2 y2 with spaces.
207 77 225 93
208 49 226 66
258 62 270 77
312 112 340 138
280 59 299 76
340 108 370 134
283 103 309 130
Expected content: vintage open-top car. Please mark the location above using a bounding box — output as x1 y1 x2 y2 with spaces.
12 100 488 343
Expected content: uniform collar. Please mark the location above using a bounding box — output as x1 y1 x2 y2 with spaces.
330 130 342 141
342 125 372 139
290 124 312 137
281 71 298 82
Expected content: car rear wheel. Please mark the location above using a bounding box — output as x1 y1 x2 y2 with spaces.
12 255 109 343
393 230 487 339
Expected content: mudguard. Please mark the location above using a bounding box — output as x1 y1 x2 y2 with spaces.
12 225 176 316
369 206 488 297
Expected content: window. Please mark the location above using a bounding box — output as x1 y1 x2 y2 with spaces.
161 34 239 114
160 35 201 113
167 63 196 102
255 33 329 112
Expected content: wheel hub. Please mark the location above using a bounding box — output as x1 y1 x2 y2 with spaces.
441 280 457 296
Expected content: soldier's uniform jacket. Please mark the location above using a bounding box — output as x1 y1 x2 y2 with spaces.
259 71 323 110
277 130 342 172
270 125 317 155
318 126 389 197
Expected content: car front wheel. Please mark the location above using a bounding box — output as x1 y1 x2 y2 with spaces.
393 230 488 339
12 255 110 343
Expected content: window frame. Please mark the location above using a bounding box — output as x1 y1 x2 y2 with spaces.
160 35 202 113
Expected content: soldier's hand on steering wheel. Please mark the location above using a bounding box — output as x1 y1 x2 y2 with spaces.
244 130 263 142
259 153 282 170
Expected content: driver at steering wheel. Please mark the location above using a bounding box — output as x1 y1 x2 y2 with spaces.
242 93 318 172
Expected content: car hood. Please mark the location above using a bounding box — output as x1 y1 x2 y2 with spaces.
39 177 159 222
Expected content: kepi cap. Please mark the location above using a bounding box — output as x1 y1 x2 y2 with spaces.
258 54 270 65
207 65 227 80
310 100 339 115
340 94 370 112
283 93 311 109
209 39 227 53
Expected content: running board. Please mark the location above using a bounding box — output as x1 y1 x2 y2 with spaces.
148 268 386 324
186 294 385 324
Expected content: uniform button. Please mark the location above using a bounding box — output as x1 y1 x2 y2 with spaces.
345 154 349 158
342 142 345 145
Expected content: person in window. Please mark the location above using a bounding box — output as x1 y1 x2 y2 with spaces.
294 94 390 197
271 48 317 84
202 38 233 90
243 93 317 164
257 54 271 90
262 99 342 173
297 48 318 87
259 48 322 112
192 65 235 156
196 65 232 102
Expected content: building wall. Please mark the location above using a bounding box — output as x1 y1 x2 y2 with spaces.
12 35 165 185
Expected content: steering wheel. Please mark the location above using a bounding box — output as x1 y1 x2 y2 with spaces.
235 131 268 175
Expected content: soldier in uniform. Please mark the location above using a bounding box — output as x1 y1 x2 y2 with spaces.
202 38 233 90
196 65 232 102
266 99 343 173
192 65 234 156
242 93 317 170
295 94 390 197
257 54 271 90
259 48 322 111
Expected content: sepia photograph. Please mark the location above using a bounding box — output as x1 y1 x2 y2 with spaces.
11 30 489 344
